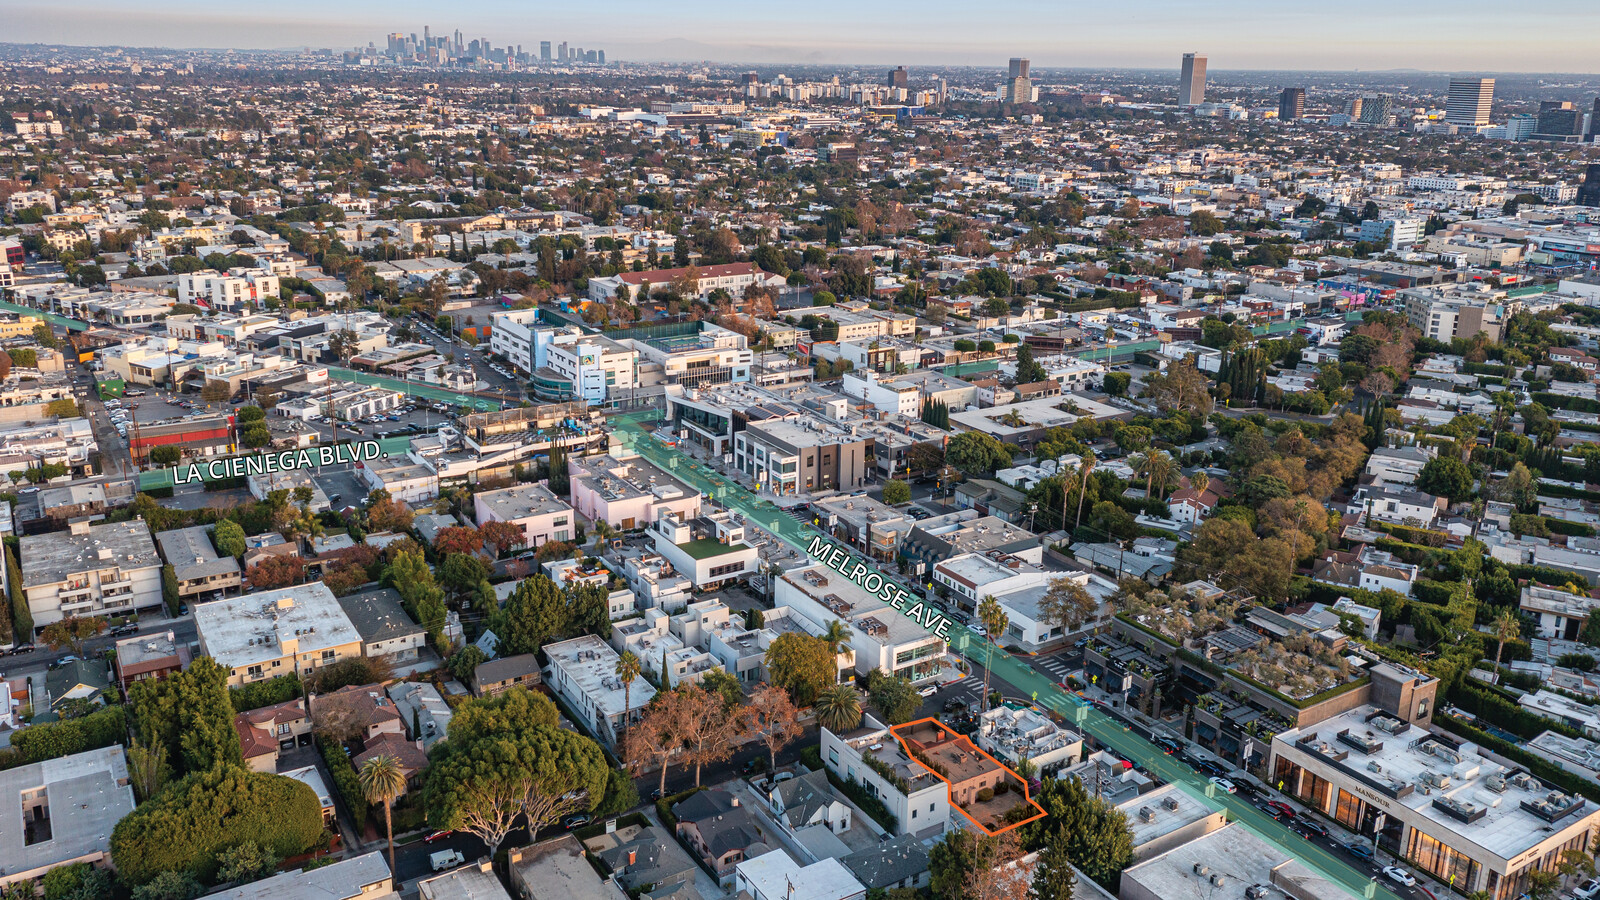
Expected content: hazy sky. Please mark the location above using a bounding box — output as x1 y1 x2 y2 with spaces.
3 0 1598 73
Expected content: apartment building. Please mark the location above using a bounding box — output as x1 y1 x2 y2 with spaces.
623 321 752 388
155 524 242 600
177 269 281 311
567 453 701 530
1271 706 1600 899
543 634 657 748
193 583 365 687
1401 283 1508 342
775 563 946 685
650 510 758 589
821 718 951 837
587 262 785 303
0 747 136 890
734 416 870 496
541 333 637 404
473 482 575 548
20 520 164 630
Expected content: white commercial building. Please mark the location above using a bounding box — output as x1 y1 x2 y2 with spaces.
543 634 657 748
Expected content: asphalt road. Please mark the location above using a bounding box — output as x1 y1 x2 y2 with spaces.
3 618 199 680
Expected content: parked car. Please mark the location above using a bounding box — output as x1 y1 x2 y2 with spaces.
1382 867 1415 888
1208 776 1236 794
1264 801 1296 818
1293 819 1327 838
424 830 453 843
110 623 139 637
562 813 591 830
1574 878 1600 900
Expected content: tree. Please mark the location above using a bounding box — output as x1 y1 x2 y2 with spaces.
947 431 1013 478
131 870 202 900
215 841 279 886
41 615 107 656
447 645 488 685
1030 830 1080 900
881 479 911 506
1418 455 1475 502
127 738 168 802
245 554 305 590
1492 607 1521 672
1020 775 1134 888
765 631 837 705
129 656 242 777
1103 371 1130 396
978 596 1009 712
868 673 921 725
440 553 490 596
547 445 571 495
747 683 802 772
930 829 981 900
677 683 753 786
432 525 484 557
212 520 247 558
628 690 693 797
151 445 182 466
366 495 415 533
814 683 863 733
40 863 112 900
479 520 525 556
616 650 643 750
1039 577 1098 635
494 575 568 656
1013 343 1047 385
1139 358 1213 416
110 765 324 886
45 398 80 417
359 754 407 879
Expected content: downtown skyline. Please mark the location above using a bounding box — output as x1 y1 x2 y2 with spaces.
2 0 1599 73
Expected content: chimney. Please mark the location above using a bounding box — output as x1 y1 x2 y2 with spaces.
730 796 739 807
628 850 637 866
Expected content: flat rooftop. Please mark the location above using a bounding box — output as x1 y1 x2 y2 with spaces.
0 746 136 883
1122 824 1344 900
782 564 945 650
545 634 657 719
193 583 362 670
207 850 395 900
1277 705 1596 860
1118 783 1223 853
20 519 160 587
475 482 572 521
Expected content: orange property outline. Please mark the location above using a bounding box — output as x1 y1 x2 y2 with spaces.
889 717 1048 836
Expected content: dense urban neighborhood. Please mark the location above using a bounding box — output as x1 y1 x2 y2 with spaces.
3 32 1600 900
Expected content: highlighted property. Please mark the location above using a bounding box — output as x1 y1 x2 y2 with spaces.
889 718 1047 836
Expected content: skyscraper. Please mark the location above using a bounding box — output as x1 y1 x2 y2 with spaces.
1358 94 1396 126
1278 87 1306 120
540 41 551 61
559 41 567 62
1576 164 1600 208
888 66 908 90
1003 58 1033 104
1536 101 1580 139
1588 98 1600 139
1179 53 1207 106
1444 77 1494 126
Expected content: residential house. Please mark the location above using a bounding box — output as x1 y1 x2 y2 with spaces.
765 768 852 836
155 525 242 599
206 851 397 900
582 824 699 896
672 788 767 880
509 835 629 900
472 653 543 698
336 586 427 664
839 834 931 894
734 850 866 900
544 634 657 749
112 630 190 692
234 698 311 773
192 583 364 687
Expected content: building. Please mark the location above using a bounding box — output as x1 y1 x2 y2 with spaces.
650 510 758 589
113 629 190 692
1445 77 1495 126
418 857 512 900
583 823 699 897
672 789 768 880
1120 824 1344 900
821 718 951 837
733 416 870 496
1278 87 1306 120
1358 217 1425 251
887 66 908 90
839 834 931 894
1401 283 1507 343
1178 53 1206 106
537 333 638 404
1117 783 1229 861
472 653 543 697
776 563 945 684
155 524 242 600
473 482 576 549
0 747 137 890
235 698 312 773
978 705 1083 771
207 851 397 900
1270 705 1600 899
1578 163 1600 208
193 583 364 687
336 587 427 664
20 519 164 630
1522 583 1600 641
734 850 866 900
509 835 628 900
588 262 785 303
1358 93 1396 126
543 634 656 748
1002 57 1034 105
568 453 701 531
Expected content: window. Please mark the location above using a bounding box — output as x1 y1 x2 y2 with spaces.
247 665 262 677
555 530 569 542
321 650 336 661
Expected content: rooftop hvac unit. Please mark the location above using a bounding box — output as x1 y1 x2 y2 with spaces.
1192 864 1209 877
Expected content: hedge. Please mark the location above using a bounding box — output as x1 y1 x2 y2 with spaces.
828 771 899 833
230 675 303 713
7 705 127 767
110 764 325 885
317 735 368 833
1449 684 1585 742
1435 713 1600 807
1534 392 1600 414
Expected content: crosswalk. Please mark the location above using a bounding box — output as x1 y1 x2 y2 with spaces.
1031 655 1079 683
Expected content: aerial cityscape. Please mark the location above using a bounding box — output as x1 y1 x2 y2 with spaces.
2 6 1600 900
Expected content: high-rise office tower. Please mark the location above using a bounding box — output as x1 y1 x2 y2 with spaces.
597 51 605 65
540 41 552 61
1576 164 1600 207
888 66 908 90
1008 58 1030 79
1444 77 1494 126
455 30 463 54
1179 53 1207 106
1587 98 1600 139
423 25 430 48
1004 58 1033 104
559 42 568 61
1345 96 1364 119
1358 94 1396 126
1536 101 1580 138
1278 87 1306 120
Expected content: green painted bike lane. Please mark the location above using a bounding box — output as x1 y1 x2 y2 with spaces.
612 410 1399 900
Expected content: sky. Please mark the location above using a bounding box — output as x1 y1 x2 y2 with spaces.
2 0 1598 73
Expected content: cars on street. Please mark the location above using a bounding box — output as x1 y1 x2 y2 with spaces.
1342 842 1375 861
1382 866 1415 888
1293 818 1327 838
430 850 465 872
562 813 592 830
1264 801 1296 818
1574 878 1600 900
1208 776 1236 794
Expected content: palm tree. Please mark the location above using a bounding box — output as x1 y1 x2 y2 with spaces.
1492 608 1521 673
1128 452 1152 495
615 650 642 751
1146 452 1178 500
591 519 616 552
978 595 1009 713
358 754 406 878
815 684 863 733
821 620 850 655
1074 451 1096 530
